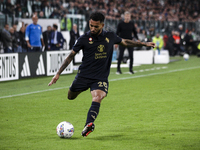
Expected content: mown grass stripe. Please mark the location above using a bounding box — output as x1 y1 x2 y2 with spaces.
0 66 199 99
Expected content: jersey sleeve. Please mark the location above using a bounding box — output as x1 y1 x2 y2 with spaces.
72 36 84 52
113 32 122 44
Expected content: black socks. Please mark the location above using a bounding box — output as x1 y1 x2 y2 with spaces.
86 101 100 125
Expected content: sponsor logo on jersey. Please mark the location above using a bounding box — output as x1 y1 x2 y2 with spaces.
89 37 93 44
95 45 107 59
97 45 105 52
105 37 109 43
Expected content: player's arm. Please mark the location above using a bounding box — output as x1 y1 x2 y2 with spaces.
48 50 77 86
119 39 155 48
25 25 31 48
57 50 76 75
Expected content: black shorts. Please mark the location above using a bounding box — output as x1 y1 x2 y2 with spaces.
69 76 109 94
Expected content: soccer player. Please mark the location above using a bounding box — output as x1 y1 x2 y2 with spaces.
48 12 155 137
25 14 45 52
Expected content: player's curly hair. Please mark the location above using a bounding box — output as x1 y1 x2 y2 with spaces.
90 12 105 23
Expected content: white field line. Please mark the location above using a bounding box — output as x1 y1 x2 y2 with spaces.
0 66 200 99
109 66 200 82
0 86 68 99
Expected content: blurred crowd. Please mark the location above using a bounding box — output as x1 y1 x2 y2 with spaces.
126 22 200 56
0 16 199 56
0 0 200 56
0 18 67 53
0 23 28 53
152 28 200 56
0 0 200 22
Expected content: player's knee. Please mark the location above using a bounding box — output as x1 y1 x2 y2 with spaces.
92 94 105 103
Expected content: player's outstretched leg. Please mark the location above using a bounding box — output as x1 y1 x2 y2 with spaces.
81 101 100 137
81 122 95 137
81 90 106 137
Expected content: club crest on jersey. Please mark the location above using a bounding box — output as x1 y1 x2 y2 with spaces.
89 37 93 44
97 45 105 52
105 37 109 43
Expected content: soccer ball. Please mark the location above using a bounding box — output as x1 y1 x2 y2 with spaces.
56 121 74 138
183 53 189 61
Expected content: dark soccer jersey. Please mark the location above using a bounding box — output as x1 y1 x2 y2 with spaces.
72 30 122 80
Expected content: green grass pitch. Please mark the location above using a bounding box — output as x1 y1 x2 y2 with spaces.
0 56 200 150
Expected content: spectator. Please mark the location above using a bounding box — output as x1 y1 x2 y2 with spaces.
173 31 184 55
32 0 41 14
49 8 60 19
41 1 51 18
38 11 45 18
0 0 6 12
1 0 200 23
141 29 151 50
9 27 19 53
25 14 45 52
43 25 52 51
2 24 10 36
178 24 184 37
19 26 28 52
13 24 22 52
25 23 28 29
15 5 24 18
49 24 65 50
177 24 185 52
2 0 14 17
165 30 175 56
184 30 198 55
69 24 80 50
152 33 164 54
2 24 12 53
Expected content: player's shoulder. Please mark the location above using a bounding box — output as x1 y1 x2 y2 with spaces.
103 30 117 37
74 32 89 44
79 31 90 39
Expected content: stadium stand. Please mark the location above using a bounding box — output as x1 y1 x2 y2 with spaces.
0 0 200 56
0 0 200 22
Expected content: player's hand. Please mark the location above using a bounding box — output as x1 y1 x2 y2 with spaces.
48 74 60 86
146 42 155 48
